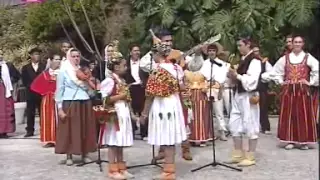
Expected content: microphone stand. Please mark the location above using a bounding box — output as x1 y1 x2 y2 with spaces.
191 60 242 172
127 52 162 169
76 53 108 172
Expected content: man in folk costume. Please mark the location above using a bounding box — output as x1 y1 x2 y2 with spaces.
0 50 20 139
124 44 147 140
252 46 273 134
21 47 46 137
281 34 293 57
140 42 187 180
140 30 193 161
263 35 319 150
30 54 61 147
199 44 231 141
57 40 72 70
225 37 262 167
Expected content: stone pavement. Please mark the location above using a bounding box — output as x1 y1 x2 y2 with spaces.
0 117 318 180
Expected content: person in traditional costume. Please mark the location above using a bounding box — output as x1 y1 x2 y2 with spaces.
21 47 46 137
216 45 233 120
100 50 134 180
225 37 262 167
55 48 97 165
139 42 187 180
263 35 319 150
281 34 293 57
140 29 193 161
58 40 72 69
30 54 61 147
124 44 147 140
93 42 117 81
184 47 212 146
0 50 20 139
252 46 273 134
199 44 230 141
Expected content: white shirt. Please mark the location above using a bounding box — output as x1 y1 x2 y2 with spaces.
199 58 229 84
32 62 38 72
235 51 262 92
130 59 141 85
263 51 319 86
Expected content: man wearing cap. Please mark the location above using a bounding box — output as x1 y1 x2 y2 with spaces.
21 47 46 137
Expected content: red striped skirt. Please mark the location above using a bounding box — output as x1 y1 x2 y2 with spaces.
278 84 317 144
0 83 15 133
40 93 56 143
311 87 319 122
189 89 212 143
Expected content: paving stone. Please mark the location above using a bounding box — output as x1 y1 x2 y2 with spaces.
0 118 318 180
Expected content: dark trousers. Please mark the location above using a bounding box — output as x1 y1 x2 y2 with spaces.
259 91 270 131
25 91 41 133
130 84 148 138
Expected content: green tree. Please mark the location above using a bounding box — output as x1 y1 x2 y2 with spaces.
25 0 131 51
130 0 319 62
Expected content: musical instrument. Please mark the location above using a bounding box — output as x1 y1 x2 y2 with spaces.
249 95 260 104
149 29 221 67
76 66 91 81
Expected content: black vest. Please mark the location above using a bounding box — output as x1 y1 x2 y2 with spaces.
259 61 268 92
236 53 263 93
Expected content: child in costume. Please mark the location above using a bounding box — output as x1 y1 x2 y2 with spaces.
100 51 134 180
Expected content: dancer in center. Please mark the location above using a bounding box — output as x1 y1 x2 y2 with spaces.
100 51 134 179
140 42 187 180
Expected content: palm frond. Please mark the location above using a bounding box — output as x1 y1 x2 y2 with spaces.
285 0 319 27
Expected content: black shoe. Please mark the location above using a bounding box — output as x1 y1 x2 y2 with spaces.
24 132 34 137
0 133 9 139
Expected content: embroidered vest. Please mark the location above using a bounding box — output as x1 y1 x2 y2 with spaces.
284 54 310 83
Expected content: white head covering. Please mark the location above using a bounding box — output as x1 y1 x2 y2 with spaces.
64 48 85 86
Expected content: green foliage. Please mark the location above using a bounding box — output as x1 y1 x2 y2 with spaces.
129 0 319 61
25 0 101 42
0 7 33 67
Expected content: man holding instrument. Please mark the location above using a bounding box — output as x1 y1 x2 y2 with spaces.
140 29 194 161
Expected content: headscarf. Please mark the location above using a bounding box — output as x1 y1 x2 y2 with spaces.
64 48 85 86
104 44 112 62
104 40 123 77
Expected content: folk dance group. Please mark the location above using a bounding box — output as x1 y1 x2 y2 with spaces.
0 31 319 179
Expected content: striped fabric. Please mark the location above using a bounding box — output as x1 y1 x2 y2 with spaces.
40 93 56 144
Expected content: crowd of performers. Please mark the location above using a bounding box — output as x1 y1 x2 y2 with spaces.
0 31 319 180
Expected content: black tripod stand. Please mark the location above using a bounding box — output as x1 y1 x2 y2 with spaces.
191 59 242 173
76 117 109 171
76 56 108 172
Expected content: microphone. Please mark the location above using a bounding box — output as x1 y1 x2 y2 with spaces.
210 58 222 67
